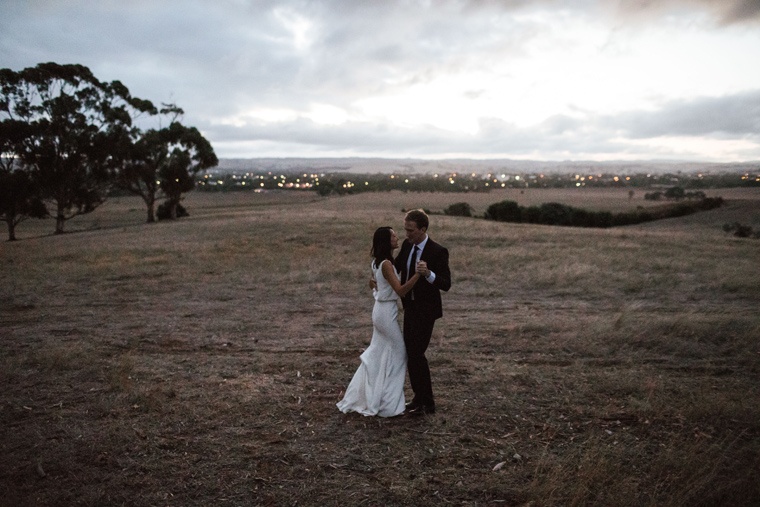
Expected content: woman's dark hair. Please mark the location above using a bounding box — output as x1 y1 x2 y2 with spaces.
371 226 394 269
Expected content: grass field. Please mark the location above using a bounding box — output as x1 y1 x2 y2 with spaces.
2 188 759 506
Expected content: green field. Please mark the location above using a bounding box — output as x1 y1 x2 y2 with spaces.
2 188 759 506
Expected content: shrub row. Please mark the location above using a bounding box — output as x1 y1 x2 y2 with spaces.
484 197 724 228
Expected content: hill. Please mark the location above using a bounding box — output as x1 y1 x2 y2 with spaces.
2 190 759 506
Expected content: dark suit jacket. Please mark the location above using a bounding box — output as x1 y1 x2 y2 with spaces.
395 237 451 320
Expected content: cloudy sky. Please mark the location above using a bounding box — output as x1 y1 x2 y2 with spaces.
2 0 760 162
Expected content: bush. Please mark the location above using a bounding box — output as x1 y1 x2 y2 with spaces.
539 202 572 225
522 206 541 223
569 208 592 227
444 202 473 217
157 202 189 220
723 222 755 238
485 200 521 222
664 186 686 200
590 210 613 228
645 191 663 201
484 196 723 229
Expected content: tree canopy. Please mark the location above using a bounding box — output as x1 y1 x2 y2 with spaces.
117 108 218 222
1 62 156 234
1 62 217 238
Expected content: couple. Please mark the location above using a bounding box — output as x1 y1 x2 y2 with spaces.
337 209 451 418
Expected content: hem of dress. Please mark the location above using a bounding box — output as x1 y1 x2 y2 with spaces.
336 403 404 418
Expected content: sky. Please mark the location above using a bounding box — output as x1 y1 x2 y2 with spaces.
2 0 760 162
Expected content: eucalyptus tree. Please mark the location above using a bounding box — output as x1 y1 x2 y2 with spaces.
157 122 218 220
0 121 47 240
0 63 156 234
117 105 218 222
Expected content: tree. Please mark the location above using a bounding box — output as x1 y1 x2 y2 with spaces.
117 128 163 223
0 121 48 240
0 168 48 241
156 122 218 220
117 105 217 222
0 63 156 234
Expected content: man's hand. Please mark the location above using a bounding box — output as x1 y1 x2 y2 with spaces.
416 261 430 278
369 277 378 290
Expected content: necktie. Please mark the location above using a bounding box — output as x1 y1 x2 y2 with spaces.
407 245 418 283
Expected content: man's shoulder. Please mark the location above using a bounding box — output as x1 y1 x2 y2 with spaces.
426 238 448 253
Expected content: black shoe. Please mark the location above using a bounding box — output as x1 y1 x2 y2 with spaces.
406 404 435 416
405 400 422 411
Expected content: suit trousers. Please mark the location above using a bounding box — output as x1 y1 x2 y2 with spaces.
403 301 436 407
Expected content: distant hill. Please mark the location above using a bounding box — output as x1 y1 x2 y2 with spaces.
215 157 759 176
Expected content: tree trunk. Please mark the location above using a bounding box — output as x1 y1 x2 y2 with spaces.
55 202 66 234
5 219 16 241
146 200 155 223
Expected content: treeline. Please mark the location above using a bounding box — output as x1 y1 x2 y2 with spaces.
644 188 707 201
1 63 217 241
480 197 725 228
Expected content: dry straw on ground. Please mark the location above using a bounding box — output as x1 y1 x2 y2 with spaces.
2 188 759 506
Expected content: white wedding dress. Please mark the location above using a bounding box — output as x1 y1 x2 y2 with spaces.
337 260 407 417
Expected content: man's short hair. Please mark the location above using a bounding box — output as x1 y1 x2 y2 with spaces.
405 209 429 230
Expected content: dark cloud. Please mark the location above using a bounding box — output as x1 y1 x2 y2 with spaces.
605 0 760 25
605 90 760 138
1 0 759 161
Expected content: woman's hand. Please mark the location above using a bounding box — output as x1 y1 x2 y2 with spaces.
382 260 419 298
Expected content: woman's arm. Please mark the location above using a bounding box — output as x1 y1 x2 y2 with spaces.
381 260 420 298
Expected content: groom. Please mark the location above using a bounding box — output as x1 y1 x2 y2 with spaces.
396 209 451 415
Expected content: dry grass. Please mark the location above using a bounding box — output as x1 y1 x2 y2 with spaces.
1 189 759 506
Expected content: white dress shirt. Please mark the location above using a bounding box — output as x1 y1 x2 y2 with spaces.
407 235 436 284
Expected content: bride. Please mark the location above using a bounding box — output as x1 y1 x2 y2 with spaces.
337 227 421 417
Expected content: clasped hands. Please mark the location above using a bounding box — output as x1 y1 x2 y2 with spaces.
369 261 429 290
